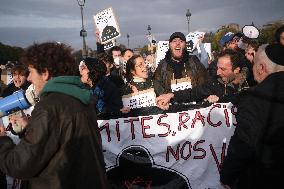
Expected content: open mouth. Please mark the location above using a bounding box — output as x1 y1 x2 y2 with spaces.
173 47 183 53
172 47 183 58
141 69 148 73
14 80 22 85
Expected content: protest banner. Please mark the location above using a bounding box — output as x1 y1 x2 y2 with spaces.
98 103 236 189
2 101 236 188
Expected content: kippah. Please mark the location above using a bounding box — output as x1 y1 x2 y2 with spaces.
265 43 284 66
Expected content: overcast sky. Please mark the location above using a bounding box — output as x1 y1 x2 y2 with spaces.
0 0 283 51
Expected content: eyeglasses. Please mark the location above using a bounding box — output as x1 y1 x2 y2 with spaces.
135 63 146 69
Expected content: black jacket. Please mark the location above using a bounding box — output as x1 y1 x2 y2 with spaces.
0 76 109 189
173 76 247 104
154 50 208 95
220 71 284 189
1 81 30 97
92 76 123 120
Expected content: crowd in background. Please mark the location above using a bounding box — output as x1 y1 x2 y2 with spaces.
0 25 283 189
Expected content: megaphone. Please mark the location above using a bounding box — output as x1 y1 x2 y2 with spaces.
0 85 38 118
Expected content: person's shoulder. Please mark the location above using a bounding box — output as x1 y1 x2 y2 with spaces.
40 92 82 107
1 83 16 97
102 77 120 91
22 81 31 90
234 86 261 107
5 82 15 89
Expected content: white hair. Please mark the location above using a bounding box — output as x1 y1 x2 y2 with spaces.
256 44 284 74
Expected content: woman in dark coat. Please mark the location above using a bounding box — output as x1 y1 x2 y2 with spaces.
79 57 128 119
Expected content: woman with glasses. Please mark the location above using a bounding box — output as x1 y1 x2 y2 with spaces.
122 55 162 96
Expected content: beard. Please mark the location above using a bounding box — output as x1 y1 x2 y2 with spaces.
170 48 186 61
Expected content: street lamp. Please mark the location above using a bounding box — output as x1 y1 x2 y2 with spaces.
147 25 153 54
77 0 87 58
127 34 130 48
186 9 191 33
147 25 151 35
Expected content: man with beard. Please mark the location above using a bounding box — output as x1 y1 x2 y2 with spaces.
156 49 248 109
220 43 284 189
209 32 256 87
153 32 208 96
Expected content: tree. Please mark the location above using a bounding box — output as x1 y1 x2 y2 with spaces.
211 27 238 52
139 45 150 56
258 21 284 45
0 43 24 65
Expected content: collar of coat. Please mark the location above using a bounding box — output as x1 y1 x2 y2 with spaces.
41 76 91 105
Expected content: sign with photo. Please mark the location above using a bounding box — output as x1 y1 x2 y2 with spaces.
93 7 121 44
155 41 169 67
196 43 212 60
186 32 205 52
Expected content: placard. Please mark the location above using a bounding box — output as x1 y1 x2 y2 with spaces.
186 32 205 52
104 40 116 50
122 88 156 109
155 41 169 67
93 7 121 44
171 77 192 92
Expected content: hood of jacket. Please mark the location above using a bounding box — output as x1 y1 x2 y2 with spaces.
41 76 91 105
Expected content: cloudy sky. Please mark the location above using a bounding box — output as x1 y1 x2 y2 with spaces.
0 0 283 51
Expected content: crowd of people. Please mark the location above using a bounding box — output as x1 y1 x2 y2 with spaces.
0 25 283 189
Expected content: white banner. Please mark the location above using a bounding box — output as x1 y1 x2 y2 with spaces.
122 88 156 109
98 103 237 189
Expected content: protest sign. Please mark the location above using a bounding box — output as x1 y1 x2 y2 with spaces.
155 41 169 67
94 7 121 44
122 88 156 109
186 32 205 52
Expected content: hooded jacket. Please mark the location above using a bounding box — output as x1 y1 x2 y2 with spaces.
0 76 109 189
220 71 284 188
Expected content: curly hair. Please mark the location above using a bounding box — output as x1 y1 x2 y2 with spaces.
97 53 114 66
83 57 106 87
20 42 77 77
